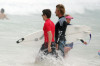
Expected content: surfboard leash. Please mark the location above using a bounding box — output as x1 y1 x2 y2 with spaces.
16 38 24 44
88 34 92 44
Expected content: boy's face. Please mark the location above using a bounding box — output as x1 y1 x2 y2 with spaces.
42 14 47 21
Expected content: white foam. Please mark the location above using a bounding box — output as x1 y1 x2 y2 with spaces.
0 0 100 15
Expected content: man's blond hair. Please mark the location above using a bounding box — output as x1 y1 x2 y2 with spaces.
56 4 65 15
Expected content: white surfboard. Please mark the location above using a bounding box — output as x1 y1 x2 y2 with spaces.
16 25 91 45
65 25 91 43
16 30 44 47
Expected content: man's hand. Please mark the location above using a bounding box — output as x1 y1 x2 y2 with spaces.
48 46 52 52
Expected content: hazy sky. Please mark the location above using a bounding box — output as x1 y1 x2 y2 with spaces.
0 0 100 15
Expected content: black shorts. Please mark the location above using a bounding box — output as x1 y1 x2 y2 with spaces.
40 42 57 56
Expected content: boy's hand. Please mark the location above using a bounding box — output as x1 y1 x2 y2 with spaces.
34 38 39 41
48 46 52 52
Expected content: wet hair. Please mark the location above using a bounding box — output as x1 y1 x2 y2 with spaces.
1 8 5 13
42 9 51 18
56 4 65 15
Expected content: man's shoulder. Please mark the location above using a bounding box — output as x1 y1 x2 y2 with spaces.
58 17 66 26
59 17 66 22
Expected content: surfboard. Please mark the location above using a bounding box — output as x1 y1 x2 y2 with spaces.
16 25 91 45
65 25 91 43
16 30 44 47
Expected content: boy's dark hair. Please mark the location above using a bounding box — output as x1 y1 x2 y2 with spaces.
1 8 4 13
42 9 51 18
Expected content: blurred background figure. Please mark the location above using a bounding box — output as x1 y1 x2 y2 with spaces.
98 50 100 56
0 8 8 20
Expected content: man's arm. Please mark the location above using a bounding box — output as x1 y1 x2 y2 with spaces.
55 22 60 50
47 31 52 52
61 21 68 35
55 22 59 44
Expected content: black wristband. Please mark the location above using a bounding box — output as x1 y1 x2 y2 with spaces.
80 39 84 43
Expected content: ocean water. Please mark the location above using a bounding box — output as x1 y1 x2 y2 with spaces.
0 0 100 66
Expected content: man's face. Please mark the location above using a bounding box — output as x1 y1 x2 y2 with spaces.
55 8 60 16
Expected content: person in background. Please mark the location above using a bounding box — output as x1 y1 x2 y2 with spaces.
64 14 87 57
0 8 8 20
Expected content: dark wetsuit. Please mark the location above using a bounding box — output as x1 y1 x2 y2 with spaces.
55 16 70 43
55 16 70 56
55 16 85 57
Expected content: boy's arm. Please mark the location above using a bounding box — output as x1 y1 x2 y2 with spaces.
39 34 44 40
47 31 52 52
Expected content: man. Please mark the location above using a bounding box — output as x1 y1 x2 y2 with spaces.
55 4 68 57
55 4 87 57
0 8 8 20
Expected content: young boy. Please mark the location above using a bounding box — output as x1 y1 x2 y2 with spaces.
40 9 56 55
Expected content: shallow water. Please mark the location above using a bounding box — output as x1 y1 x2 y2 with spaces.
0 5 100 66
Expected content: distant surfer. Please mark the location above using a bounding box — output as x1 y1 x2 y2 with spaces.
35 9 57 62
64 14 87 57
0 8 8 20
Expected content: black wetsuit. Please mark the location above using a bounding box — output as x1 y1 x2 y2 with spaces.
55 16 85 57
55 16 70 44
55 16 70 56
